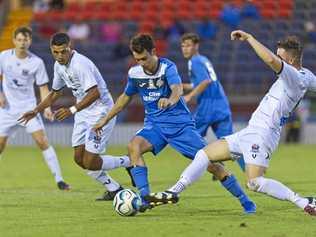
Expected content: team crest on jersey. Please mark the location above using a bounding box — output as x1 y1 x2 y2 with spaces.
156 78 164 87
22 69 29 76
148 79 157 89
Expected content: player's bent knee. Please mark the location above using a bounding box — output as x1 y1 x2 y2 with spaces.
247 176 265 192
74 154 84 168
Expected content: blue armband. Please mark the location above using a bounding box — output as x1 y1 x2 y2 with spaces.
0 81 3 92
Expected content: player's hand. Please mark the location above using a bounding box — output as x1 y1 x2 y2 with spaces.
231 30 252 41
158 98 173 109
184 94 193 103
18 110 37 125
93 117 108 137
54 107 72 121
43 107 54 122
0 92 6 108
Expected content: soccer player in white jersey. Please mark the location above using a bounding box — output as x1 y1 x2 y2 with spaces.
18 32 131 200
0 26 70 190
148 30 316 216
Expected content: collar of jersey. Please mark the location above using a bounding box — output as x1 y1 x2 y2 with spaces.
143 57 161 76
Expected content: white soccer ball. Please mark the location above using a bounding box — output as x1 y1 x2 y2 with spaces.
113 189 142 216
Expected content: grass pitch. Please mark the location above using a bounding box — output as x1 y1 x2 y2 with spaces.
0 145 315 237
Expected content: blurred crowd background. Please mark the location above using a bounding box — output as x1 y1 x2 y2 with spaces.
0 0 316 144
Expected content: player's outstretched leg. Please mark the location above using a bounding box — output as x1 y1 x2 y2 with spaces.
247 174 316 216
304 197 316 216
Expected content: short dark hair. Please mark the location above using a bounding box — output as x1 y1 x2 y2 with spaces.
277 36 303 64
50 32 70 46
14 26 32 38
181 33 200 44
130 34 155 53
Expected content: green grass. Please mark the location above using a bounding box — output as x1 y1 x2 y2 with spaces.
0 145 316 237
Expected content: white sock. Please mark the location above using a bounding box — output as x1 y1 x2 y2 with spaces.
168 149 210 194
100 155 130 170
87 170 121 192
42 146 63 183
249 177 309 209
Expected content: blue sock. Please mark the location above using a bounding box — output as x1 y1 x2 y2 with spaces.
130 166 150 204
221 175 250 204
236 157 246 172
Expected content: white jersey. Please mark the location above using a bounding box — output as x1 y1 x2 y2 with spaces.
248 61 316 146
52 50 114 118
0 49 49 112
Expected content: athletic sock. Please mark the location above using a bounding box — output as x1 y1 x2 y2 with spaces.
100 155 130 170
87 170 121 192
42 146 63 183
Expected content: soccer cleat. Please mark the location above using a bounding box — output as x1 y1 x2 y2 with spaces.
145 191 179 207
304 197 316 216
57 181 70 191
125 167 136 187
138 203 154 213
95 186 124 201
241 200 257 214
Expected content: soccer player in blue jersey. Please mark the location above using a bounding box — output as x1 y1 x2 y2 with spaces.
93 34 255 213
180 33 245 171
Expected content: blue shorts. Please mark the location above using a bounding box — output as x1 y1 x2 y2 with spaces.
136 122 206 159
195 115 233 138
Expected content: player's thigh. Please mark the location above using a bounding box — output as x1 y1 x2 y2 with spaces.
134 126 166 156
212 116 233 139
0 136 8 153
31 129 49 150
239 132 271 169
0 109 18 137
73 144 85 165
203 139 231 162
194 119 209 137
167 124 206 159
25 114 45 134
84 118 116 154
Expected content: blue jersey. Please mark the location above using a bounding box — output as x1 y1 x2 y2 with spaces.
125 58 193 126
188 54 231 123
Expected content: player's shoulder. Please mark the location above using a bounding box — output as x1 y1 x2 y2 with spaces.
0 49 14 58
72 50 94 67
301 67 316 81
191 54 209 64
27 51 45 64
159 57 176 67
128 64 143 78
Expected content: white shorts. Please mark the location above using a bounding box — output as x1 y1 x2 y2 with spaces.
0 108 45 137
72 115 116 154
224 127 276 168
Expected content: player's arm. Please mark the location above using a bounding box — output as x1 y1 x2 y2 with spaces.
38 84 55 121
18 89 62 124
93 93 132 134
0 75 5 108
182 83 194 92
184 80 211 102
54 85 100 121
231 30 282 73
158 84 183 109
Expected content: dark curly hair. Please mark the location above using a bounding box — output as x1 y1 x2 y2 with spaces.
129 34 155 54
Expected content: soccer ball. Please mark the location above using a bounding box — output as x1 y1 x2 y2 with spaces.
113 189 142 216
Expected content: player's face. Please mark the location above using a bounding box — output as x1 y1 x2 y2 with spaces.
13 33 31 51
181 40 198 59
50 44 72 65
277 48 293 65
132 50 155 71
